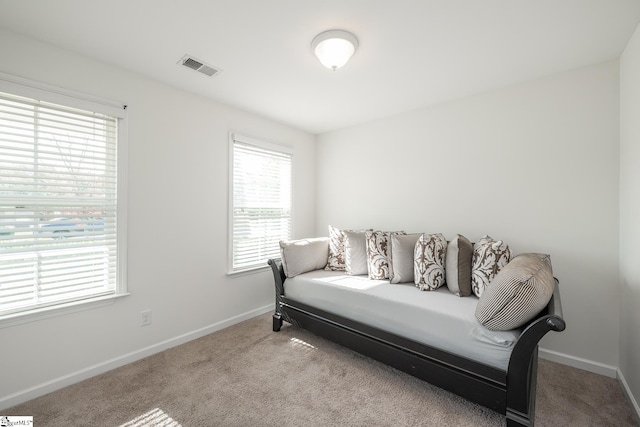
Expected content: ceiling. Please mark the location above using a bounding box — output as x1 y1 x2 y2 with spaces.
1 1 639 134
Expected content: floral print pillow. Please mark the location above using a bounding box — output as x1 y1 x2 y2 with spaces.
471 235 512 297
366 230 405 279
414 233 448 291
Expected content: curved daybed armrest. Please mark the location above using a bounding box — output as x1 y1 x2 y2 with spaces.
268 258 289 330
268 258 285 296
506 278 566 417
543 278 566 331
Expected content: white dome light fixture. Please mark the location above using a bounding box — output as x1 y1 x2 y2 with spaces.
311 29 359 71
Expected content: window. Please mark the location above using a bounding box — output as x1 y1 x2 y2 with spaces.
0 74 127 321
229 133 292 273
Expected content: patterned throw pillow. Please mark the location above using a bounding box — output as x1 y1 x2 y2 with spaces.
471 235 512 297
414 233 447 291
325 225 346 271
365 230 405 280
475 253 555 330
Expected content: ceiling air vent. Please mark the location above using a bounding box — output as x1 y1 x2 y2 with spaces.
178 55 222 77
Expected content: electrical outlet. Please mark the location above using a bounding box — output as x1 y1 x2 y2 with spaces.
141 309 152 326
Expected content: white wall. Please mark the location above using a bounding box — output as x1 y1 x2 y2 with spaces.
317 61 621 370
620 22 640 413
0 29 316 408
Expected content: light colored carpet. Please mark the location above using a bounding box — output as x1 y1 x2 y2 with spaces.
5 313 639 426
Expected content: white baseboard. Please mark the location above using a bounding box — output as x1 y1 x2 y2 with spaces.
539 347 618 378
0 304 273 411
617 367 640 424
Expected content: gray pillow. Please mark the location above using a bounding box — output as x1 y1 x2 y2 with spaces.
344 230 369 275
445 234 473 296
388 233 422 284
475 253 555 331
279 237 329 277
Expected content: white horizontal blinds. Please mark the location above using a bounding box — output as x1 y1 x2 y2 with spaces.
232 138 291 272
0 90 118 316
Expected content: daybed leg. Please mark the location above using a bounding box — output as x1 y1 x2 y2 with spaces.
273 313 283 332
506 411 531 427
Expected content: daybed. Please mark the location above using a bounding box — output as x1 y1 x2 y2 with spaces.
268 230 566 427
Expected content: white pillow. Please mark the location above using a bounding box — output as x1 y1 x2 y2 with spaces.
279 237 329 277
344 230 369 275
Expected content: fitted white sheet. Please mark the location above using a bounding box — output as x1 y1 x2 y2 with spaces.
285 269 521 370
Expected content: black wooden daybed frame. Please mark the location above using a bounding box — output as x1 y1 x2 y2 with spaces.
268 258 566 427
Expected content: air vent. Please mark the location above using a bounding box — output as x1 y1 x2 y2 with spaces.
178 55 222 77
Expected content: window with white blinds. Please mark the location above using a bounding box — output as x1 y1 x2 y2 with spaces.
0 76 127 319
229 133 292 273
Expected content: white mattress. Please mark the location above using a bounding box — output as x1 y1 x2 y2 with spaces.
284 270 521 370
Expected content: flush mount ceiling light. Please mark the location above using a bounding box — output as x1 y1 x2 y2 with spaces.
311 29 359 71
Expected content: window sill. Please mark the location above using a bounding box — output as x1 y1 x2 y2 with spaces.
0 293 130 329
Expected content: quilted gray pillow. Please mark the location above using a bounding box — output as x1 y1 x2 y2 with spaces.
414 233 447 291
475 253 555 331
